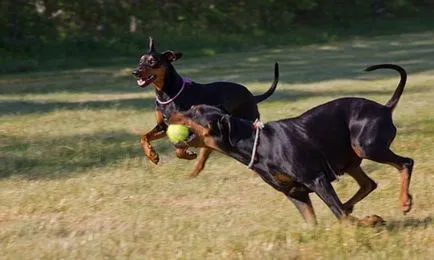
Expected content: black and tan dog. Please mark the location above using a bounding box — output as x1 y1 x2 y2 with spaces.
132 37 278 177
169 64 413 225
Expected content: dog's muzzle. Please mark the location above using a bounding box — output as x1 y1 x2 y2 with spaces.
132 69 140 77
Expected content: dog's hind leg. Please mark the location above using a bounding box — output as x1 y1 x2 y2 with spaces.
343 166 377 214
362 148 414 214
307 174 384 226
285 191 317 226
352 114 413 213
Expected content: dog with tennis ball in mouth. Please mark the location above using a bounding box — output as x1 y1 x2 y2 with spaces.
166 124 192 144
166 64 413 225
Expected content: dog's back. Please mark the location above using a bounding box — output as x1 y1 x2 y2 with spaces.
279 97 393 174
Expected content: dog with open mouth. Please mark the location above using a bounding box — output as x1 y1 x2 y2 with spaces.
132 37 279 177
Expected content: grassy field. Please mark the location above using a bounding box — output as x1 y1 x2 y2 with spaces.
1 31 433 259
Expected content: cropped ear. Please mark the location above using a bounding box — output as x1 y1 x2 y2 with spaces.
218 115 252 147
162 50 183 62
148 36 156 52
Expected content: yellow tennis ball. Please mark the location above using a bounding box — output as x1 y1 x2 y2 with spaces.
167 124 190 143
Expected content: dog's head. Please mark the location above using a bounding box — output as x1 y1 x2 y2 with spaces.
168 105 254 152
132 37 183 90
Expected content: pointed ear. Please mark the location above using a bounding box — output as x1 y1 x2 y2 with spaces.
148 36 155 52
218 115 252 147
162 50 183 62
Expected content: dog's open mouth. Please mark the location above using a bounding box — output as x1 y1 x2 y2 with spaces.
136 74 156 88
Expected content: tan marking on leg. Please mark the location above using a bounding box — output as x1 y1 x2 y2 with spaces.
188 148 213 178
386 160 413 214
400 168 412 214
352 145 364 158
287 192 317 226
141 136 160 164
300 203 317 226
274 173 292 183
176 147 197 160
140 110 166 164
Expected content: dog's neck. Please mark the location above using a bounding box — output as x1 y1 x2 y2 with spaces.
227 141 256 166
222 122 262 169
156 65 185 99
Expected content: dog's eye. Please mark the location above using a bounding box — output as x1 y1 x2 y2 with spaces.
139 56 146 64
148 57 157 66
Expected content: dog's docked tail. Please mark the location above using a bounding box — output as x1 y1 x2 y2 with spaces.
365 64 407 111
254 62 279 103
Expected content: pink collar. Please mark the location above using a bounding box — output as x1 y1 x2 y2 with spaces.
156 77 192 105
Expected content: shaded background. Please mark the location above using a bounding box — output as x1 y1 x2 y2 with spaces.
2 0 434 73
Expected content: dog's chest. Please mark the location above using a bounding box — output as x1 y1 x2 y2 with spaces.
156 102 176 123
260 171 296 188
257 171 310 194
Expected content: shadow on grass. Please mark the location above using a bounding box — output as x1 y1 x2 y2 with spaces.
1 31 433 96
0 130 173 179
381 216 432 231
0 69 143 95
0 97 155 116
0 85 429 116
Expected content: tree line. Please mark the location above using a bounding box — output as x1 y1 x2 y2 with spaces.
2 0 431 43
1 0 432 73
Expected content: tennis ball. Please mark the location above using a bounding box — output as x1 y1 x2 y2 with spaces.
167 124 191 143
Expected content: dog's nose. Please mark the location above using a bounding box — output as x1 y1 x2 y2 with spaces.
132 69 140 76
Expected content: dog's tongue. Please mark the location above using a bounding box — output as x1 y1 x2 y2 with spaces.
137 79 147 87
137 75 156 88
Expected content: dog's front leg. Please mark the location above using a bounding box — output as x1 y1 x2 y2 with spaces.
175 147 197 161
286 191 317 226
141 110 167 164
187 147 212 178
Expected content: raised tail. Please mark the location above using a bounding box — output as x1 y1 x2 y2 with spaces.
364 64 407 111
254 62 279 103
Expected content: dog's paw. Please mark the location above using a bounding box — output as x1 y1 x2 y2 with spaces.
187 168 202 178
176 150 197 160
401 193 413 214
184 151 197 160
342 204 354 215
144 145 160 165
149 152 160 165
359 215 386 226
186 171 200 179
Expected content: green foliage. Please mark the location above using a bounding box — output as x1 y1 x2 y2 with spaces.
1 0 434 73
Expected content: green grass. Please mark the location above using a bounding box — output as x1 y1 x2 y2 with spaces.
1 31 433 259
